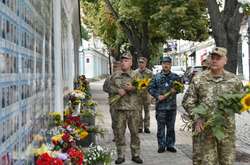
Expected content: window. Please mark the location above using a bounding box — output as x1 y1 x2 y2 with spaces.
86 58 90 63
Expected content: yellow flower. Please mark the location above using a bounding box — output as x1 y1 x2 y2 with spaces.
240 94 250 112
51 134 63 142
33 144 49 156
79 130 88 139
49 112 61 116
138 78 151 90
245 82 250 88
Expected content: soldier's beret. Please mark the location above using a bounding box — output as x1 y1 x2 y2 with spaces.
211 47 227 57
121 52 132 59
138 57 148 63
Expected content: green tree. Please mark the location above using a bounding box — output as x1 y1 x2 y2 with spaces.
80 25 90 40
81 0 209 66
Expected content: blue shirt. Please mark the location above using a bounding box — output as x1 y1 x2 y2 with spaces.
148 71 180 111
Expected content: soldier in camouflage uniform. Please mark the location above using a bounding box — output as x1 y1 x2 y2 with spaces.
134 57 153 133
182 47 243 165
103 61 121 142
109 53 143 164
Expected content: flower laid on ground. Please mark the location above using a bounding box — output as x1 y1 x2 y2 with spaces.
87 126 106 138
64 107 74 117
84 144 114 165
191 82 250 140
33 144 50 156
66 90 86 106
238 0 250 15
82 100 97 108
74 75 92 99
67 147 84 165
80 109 96 118
36 153 63 165
48 112 62 127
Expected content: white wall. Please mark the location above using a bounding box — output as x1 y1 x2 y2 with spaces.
85 53 94 78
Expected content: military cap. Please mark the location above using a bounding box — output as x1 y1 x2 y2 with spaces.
121 52 132 59
138 57 148 63
161 56 172 63
211 47 227 57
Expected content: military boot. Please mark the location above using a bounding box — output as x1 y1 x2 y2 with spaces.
115 157 125 164
132 156 143 164
144 128 150 133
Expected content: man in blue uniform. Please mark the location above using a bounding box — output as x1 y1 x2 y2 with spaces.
148 56 180 153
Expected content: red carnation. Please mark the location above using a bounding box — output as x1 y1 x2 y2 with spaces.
62 133 70 142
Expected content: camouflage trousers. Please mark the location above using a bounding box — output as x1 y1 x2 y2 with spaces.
138 103 150 130
193 131 235 165
115 110 140 158
110 107 117 140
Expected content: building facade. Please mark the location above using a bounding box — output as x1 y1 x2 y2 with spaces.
79 37 109 79
0 0 80 163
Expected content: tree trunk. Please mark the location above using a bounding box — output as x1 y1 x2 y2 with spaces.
104 0 150 66
207 0 243 74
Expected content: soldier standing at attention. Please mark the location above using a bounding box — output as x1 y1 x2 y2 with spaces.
148 56 181 153
103 61 121 142
110 52 143 164
182 47 243 165
134 57 153 133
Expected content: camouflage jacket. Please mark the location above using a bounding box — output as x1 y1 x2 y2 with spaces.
148 71 180 111
134 68 153 104
109 70 139 110
182 70 243 129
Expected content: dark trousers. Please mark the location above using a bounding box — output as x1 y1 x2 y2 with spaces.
155 110 177 148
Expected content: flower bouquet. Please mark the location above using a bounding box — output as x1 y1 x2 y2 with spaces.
157 81 184 103
110 78 151 106
48 112 62 127
133 77 151 91
84 144 114 165
191 82 250 140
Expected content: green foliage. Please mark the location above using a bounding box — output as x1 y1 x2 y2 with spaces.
191 92 245 141
80 25 90 40
80 0 209 63
81 0 126 50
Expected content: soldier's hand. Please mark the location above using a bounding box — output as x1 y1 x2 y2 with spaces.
158 95 166 101
170 88 176 94
118 89 126 96
124 82 134 92
195 119 204 133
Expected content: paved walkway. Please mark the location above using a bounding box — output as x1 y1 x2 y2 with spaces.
90 79 249 165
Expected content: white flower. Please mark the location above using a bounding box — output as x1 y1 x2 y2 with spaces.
239 7 244 13
97 145 103 151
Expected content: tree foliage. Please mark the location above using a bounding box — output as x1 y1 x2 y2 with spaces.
81 0 209 66
80 25 90 40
